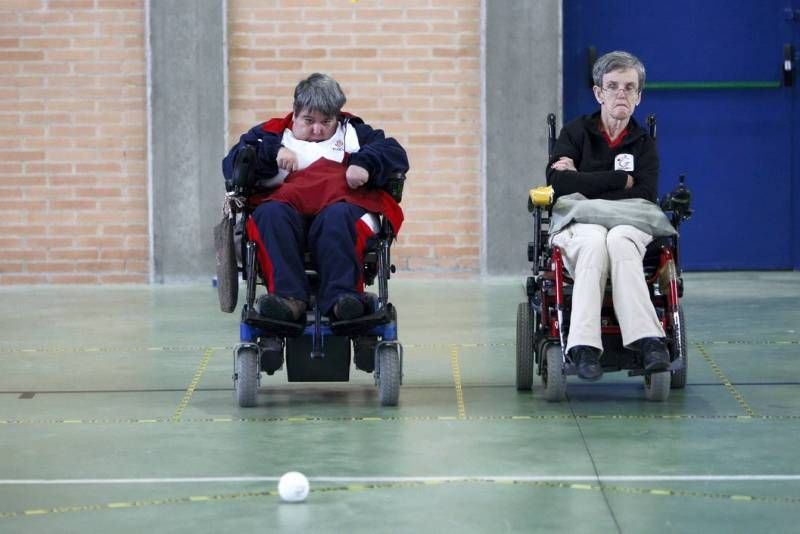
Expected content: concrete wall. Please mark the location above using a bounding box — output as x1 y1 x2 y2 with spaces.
149 0 226 282
485 0 561 275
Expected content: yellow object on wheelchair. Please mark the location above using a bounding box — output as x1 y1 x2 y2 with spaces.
528 185 554 209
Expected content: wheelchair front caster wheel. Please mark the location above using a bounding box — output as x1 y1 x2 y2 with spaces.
234 346 260 407
644 371 670 401
542 343 566 402
376 345 400 406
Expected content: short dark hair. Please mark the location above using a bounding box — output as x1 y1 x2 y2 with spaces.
592 51 646 92
293 73 346 117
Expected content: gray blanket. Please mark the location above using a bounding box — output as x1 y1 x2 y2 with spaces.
549 193 677 237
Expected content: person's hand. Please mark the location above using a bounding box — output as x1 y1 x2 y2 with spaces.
346 165 369 189
550 157 576 171
277 146 299 173
625 174 634 189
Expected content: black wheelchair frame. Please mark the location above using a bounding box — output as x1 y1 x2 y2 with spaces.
221 145 406 407
516 114 693 402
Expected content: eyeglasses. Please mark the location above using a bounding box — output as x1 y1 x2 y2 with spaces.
601 83 639 97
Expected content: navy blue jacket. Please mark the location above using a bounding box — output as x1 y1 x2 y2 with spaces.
222 113 409 191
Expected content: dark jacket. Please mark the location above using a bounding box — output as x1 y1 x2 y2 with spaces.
546 112 658 202
221 112 409 191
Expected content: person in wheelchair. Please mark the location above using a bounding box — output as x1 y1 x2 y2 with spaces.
221 73 409 324
545 51 670 382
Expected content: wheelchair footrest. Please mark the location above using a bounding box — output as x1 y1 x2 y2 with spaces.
627 358 684 377
243 308 305 337
330 307 391 336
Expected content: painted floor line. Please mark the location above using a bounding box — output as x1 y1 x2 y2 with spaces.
2 474 800 485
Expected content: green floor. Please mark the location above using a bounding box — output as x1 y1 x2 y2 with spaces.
1 273 799 533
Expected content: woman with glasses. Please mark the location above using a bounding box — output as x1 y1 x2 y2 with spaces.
545 50 670 382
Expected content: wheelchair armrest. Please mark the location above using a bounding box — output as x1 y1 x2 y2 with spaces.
227 144 258 195
385 172 406 203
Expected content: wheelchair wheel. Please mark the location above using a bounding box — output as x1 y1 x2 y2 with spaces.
643 371 670 402
542 343 566 402
516 302 535 391
213 216 238 313
235 346 259 407
669 304 688 389
376 345 400 406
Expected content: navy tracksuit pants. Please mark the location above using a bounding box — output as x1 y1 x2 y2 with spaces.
249 201 370 315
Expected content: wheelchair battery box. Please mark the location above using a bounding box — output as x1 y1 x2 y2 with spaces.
286 334 351 382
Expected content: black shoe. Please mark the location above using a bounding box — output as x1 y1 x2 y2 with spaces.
636 337 670 373
570 345 603 381
353 337 377 372
257 295 306 322
331 294 364 321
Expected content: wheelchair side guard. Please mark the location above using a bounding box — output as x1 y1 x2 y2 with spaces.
550 246 570 365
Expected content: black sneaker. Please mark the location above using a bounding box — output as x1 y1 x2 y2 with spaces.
331 294 364 321
257 295 306 322
353 337 377 372
635 337 670 373
570 345 603 381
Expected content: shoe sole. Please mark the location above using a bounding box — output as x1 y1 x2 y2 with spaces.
578 372 603 382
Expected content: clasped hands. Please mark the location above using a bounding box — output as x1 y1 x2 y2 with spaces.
277 146 368 189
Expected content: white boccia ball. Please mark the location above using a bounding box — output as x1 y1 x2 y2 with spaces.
278 471 310 503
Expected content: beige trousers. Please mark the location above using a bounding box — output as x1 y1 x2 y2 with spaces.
551 223 665 353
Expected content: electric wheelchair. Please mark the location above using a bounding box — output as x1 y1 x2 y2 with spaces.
215 145 405 407
516 114 693 402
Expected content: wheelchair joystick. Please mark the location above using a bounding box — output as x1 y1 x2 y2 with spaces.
661 174 693 221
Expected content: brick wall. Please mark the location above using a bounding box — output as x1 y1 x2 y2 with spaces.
0 0 147 284
228 0 482 273
0 0 482 284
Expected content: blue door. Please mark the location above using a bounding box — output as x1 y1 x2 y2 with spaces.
563 0 800 269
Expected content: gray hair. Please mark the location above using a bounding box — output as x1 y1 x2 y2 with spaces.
293 73 346 117
592 51 646 92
